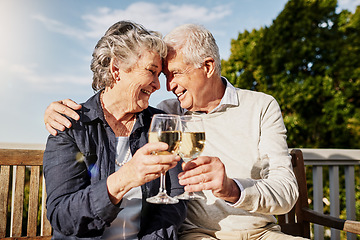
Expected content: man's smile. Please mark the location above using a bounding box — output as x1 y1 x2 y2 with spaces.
175 90 187 98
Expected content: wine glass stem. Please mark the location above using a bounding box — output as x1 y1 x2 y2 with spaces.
159 172 167 193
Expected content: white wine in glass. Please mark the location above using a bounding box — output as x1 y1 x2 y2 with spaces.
146 114 181 204
176 115 206 200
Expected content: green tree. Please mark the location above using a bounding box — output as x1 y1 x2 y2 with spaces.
222 2 360 237
333 7 360 146
222 0 360 149
221 28 264 90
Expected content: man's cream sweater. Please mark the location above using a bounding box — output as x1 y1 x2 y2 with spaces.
158 86 299 234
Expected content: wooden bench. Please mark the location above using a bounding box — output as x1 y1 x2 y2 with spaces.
1 146 359 239
0 147 52 239
278 149 360 238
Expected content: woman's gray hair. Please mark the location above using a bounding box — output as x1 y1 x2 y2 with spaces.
91 21 167 91
163 24 221 76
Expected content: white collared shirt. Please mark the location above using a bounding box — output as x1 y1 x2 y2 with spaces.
158 77 245 204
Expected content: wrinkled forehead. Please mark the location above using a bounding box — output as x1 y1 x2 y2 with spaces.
163 54 184 74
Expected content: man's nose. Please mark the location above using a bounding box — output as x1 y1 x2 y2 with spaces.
166 77 175 92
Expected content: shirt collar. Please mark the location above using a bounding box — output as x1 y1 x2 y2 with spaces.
210 77 238 113
184 76 239 115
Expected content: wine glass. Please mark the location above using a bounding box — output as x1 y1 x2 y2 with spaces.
176 115 206 200
146 114 182 204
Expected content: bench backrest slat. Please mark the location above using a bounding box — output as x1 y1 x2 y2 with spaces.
0 165 11 237
0 148 52 239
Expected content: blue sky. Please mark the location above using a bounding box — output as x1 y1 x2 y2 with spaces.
0 0 359 144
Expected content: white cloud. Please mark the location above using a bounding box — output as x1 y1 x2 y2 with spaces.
338 0 360 12
0 2 234 90
32 14 87 40
34 2 231 40
0 58 89 89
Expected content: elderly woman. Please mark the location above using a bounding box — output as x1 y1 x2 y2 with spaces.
43 21 186 240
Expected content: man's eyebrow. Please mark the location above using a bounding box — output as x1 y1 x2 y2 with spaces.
168 67 180 72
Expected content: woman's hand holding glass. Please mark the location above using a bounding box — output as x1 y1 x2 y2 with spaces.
107 142 181 205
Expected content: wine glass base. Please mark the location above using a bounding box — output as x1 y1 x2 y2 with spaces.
176 192 205 200
146 192 179 204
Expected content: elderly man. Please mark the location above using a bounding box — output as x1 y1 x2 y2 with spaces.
44 24 305 240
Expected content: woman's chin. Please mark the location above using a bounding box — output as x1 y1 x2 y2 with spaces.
137 100 149 111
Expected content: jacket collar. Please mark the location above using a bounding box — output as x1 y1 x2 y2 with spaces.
78 91 105 123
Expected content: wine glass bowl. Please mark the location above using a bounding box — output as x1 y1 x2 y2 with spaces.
146 114 182 204
176 115 206 200
148 130 181 155
178 131 205 161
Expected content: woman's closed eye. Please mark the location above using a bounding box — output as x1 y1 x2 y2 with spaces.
147 68 159 76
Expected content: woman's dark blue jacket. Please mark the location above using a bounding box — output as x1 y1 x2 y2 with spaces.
43 91 186 239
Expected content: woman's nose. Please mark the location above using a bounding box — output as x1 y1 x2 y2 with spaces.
152 76 161 90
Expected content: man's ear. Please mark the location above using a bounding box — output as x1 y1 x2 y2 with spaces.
110 58 120 81
203 57 215 78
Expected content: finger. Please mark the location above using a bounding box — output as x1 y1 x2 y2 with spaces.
180 162 209 179
141 160 178 174
47 118 68 130
44 101 78 129
46 111 73 129
120 163 162 186
146 154 181 167
142 172 162 183
182 160 199 171
45 123 58 136
183 172 215 191
55 100 80 121
125 158 176 185
62 99 82 110
138 142 170 155
186 156 210 166
60 98 81 110
184 181 210 192
179 172 208 186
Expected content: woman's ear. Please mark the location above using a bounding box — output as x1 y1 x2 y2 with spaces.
203 57 215 78
110 58 120 81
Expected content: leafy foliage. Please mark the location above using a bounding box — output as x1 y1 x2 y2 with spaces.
222 0 360 149
222 1 360 238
